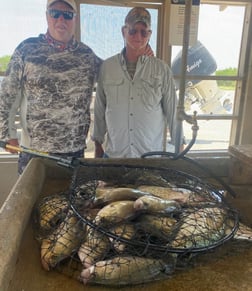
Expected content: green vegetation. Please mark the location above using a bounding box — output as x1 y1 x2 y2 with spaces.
0 55 11 72
0 55 237 92
215 67 237 90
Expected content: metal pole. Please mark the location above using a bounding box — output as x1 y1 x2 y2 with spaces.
175 0 193 154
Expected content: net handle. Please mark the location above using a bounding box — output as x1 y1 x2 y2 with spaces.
0 140 78 168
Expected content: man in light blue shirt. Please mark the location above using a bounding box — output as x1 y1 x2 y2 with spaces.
92 7 183 158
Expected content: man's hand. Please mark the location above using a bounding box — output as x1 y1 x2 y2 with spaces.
94 141 104 158
144 44 154 57
5 138 19 154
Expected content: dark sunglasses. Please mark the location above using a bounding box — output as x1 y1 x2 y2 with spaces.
48 9 76 20
127 28 151 38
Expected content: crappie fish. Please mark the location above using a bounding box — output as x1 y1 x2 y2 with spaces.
73 180 98 207
137 185 190 204
80 256 175 286
233 222 252 241
134 195 181 214
94 200 138 226
78 228 110 268
94 187 151 206
136 214 177 241
40 210 86 271
170 207 228 249
123 170 174 187
36 194 69 233
109 223 136 252
75 180 98 197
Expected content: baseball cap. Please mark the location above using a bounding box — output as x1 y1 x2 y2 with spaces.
125 7 151 28
47 0 77 12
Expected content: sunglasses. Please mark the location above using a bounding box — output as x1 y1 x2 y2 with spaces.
127 27 151 38
48 9 76 20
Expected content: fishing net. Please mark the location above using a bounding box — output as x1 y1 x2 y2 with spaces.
33 162 241 286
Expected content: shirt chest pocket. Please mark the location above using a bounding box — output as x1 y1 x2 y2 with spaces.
103 78 124 104
141 76 163 110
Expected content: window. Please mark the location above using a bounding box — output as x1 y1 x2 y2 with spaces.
0 1 47 71
0 0 251 156
79 3 159 155
0 0 47 155
80 4 158 59
171 3 246 151
79 1 249 153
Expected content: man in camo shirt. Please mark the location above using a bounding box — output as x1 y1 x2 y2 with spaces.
0 0 102 173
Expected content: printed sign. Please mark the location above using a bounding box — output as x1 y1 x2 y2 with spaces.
169 0 200 46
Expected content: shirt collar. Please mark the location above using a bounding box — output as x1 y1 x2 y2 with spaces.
44 31 78 51
119 47 148 66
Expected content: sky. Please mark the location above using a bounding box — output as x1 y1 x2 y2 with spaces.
0 1 246 69
0 0 47 55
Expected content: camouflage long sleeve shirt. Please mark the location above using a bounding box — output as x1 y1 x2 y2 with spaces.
0 33 102 153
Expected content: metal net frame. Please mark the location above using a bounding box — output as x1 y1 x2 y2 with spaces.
33 163 240 286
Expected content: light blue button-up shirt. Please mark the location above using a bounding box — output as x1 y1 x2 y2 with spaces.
92 49 181 158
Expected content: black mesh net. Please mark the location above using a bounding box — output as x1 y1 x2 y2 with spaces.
33 163 246 286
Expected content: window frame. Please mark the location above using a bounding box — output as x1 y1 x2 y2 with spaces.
76 0 252 154
0 0 251 156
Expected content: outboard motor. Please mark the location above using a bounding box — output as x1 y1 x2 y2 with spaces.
171 41 231 114
171 41 217 89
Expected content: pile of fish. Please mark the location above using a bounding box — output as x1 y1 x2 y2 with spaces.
33 171 252 286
